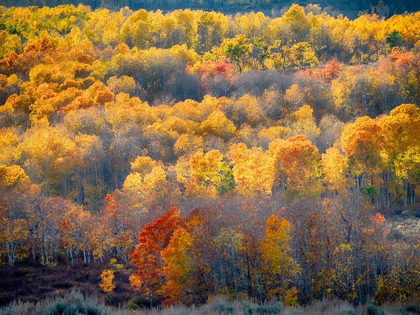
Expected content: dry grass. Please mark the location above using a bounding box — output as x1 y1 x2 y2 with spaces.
0 291 419 315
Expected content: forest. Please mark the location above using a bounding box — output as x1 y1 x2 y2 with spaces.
1 0 420 17
0 3 419 313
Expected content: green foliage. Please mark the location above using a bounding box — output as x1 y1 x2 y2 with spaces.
214 162 235 195
387 30 402 48
360 185 380 199
125 297 148 310
220 34 252 71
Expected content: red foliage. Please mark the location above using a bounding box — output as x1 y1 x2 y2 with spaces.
374 213 386 223
194 58 234 79
131 207 181 297
324 59 342 82
395 52 414 68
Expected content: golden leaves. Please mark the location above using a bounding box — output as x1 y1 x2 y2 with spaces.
199 110 236 140
99 269 116 293
0 164 29 189
228 143 275 196
322 147 352 195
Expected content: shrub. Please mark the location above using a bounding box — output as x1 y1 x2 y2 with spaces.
367 304 384 315
242 301 259 314
217 304 234 314
43 291 104 315
48 301 101 315
63 304 86 315
126 300 139 311
125 296 150 310
257 302 283 314
405 305 420 314
242 301 283 314
334 307 355 315
48 302 66 315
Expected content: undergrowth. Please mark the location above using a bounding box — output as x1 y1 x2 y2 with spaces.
0 291 419 315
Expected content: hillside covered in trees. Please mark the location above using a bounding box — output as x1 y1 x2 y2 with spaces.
0 3 419 311
1 0 420 16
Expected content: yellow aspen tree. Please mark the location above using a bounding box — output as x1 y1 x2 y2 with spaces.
99 269 116 293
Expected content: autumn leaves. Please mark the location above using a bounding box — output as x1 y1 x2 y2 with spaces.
129 208 295 306
0 3 419 307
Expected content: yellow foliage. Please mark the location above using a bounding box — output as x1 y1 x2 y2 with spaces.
292 105 320 142
177 149 225 198
0 129 19 165
268 135 322 197
99 269 116 293
199 110 236 140
161 227 193 305
129 275 143 292
262 215 299 284
131 156 157 177
340 116 384 175
285 84 304 107
228 143 275 195
285 287 299 306
0 164 30 189
322 146 352 195
174 134 203 156
123 165 168 209
258 126 291 142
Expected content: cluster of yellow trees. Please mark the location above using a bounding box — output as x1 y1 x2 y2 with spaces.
0 4 419 306
1 5 419 60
